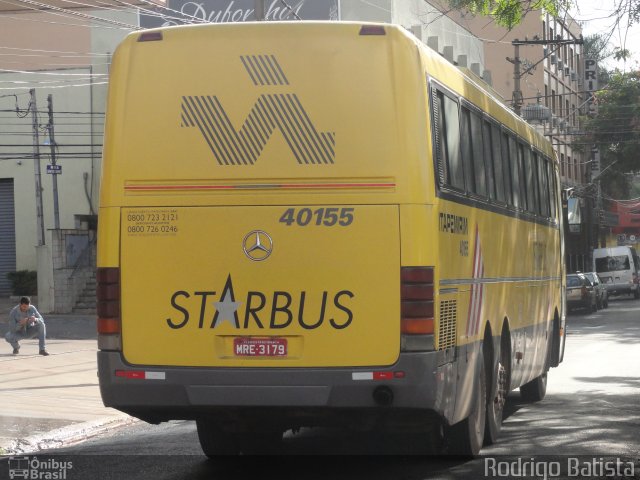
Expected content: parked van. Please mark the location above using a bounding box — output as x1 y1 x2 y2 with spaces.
592 246 640 298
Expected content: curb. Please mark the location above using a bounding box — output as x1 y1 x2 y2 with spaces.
1 416 139 455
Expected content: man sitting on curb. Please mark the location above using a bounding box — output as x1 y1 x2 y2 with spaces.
5 296 49 356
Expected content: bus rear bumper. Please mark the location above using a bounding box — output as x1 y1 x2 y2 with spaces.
97 350 459 429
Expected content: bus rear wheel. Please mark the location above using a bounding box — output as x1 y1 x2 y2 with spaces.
196 419 283 457
485 333 510 445
520 326 551 402
446 357 486 456
196 420 241 457
519 372 547 402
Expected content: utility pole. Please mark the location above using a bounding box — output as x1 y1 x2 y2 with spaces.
29 88 45 246
508 36 583 116
255 0 265 20
47 94 61 230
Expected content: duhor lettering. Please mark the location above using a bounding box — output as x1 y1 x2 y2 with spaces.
176 0 304 24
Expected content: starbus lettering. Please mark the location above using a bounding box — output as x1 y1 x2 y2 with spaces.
166 276 354 331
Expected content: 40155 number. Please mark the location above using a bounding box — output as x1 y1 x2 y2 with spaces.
279 208 354 227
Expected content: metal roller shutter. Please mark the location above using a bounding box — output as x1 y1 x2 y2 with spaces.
0 179 17 296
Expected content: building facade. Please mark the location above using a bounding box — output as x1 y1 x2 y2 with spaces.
0 4 136 308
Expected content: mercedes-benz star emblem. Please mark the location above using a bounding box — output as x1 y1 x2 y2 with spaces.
243 230 273 261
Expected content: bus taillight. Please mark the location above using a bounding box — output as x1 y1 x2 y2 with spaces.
400 267 435 349
97 267 121 350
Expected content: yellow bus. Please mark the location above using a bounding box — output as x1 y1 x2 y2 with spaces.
97 21 566 456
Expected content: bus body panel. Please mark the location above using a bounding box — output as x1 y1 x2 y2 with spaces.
120 205 400 367
99 22 429 210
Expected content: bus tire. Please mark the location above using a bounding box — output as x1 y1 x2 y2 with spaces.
485 331 510 445
197 420 283 456
519 372 547 402
520 326 551 402
446 356 486 456
196 419 241 457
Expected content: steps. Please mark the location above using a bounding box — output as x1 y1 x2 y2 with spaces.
73 275 97 314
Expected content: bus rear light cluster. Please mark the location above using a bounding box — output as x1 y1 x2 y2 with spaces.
97 267 121 349
400 267 435 335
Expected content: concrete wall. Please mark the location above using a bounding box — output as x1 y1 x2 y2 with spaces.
392 0 485 73
50 229 96 313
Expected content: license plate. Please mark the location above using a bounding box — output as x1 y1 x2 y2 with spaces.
234 337 287 357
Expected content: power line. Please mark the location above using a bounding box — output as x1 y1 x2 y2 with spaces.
0 0 141 29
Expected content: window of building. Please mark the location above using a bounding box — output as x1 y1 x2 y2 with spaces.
545 85 549 107
569 47 574 69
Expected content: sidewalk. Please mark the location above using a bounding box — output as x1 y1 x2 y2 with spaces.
0 297 136 455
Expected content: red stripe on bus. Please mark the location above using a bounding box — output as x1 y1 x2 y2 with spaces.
124 183 396 191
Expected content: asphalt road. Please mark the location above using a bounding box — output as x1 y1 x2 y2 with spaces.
2 296 639 480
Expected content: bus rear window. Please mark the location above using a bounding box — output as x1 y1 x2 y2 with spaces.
595 256 630 272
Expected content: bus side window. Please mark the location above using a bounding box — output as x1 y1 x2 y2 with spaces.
509 135 521 209
546 158 556 219
459 107 474 194
469 110 486 197
538 155 550 217
517 142 528 212
483 120 496 201
501 132 513 205
527 150 541 215
491 124 506 203
436 91 464 190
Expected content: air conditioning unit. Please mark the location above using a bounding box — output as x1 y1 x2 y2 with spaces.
550 54 557 65
570 70 577 81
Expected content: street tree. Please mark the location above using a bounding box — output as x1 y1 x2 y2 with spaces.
445 0 638 35
580 70 640 198
445 0 571 28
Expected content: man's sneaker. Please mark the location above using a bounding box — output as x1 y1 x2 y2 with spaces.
12 346 20 355
39 350 49 356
